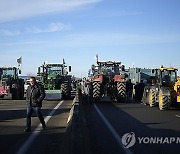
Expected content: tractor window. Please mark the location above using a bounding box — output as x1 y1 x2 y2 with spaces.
169 71 177 82
99 65 115 75
48 66 63 75
162 70 177 83
2 69 16 78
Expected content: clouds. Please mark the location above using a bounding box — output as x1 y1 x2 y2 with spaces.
0 22 71 36
0 0 102 23
25 22 72 34
1 31 180 47
0 29 21 36
49 32 180 47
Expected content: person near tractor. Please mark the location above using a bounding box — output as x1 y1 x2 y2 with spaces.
24 76 46 132
134 82 139 102
126 79 133 102
134 80 145 103
81 78 87 103
84 79 92 104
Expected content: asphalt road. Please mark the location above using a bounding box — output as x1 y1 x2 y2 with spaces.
1 96 180 154
0 99 73 154
82 100 180 154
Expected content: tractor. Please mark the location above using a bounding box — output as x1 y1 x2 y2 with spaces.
142 66 180 110
89 59 128 102
0 67 24 100
128 67 156 98
128 68 156 85
37 60 72 99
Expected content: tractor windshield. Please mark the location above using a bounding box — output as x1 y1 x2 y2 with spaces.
99 65 118 76
2 68 16 78
48 66 63 75
161 70 177 83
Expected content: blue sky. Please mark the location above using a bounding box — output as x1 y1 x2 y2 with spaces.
0 0 180 77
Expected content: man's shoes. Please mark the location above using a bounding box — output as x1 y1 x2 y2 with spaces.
42 125 46 130
24 128 31 132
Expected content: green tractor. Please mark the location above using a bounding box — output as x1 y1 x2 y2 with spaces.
0 67 24 100
37 60 72 99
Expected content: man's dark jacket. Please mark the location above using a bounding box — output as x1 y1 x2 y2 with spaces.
26 83 45 107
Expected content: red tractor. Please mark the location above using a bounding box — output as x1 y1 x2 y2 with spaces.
89 59 127 102
0 67 24 100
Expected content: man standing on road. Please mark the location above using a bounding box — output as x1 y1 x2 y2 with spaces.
126 79 133 102
24 77 46 132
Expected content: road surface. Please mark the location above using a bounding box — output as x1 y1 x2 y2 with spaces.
82 101 180 154
0 99 72 154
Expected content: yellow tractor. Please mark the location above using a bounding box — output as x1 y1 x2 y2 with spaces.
174 78 180 103
143 66 180 110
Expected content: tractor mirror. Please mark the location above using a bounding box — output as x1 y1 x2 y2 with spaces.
122 65 125 71
38 67 40 74
69 66 71 72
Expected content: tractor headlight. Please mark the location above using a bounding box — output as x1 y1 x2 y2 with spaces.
177 86 180 92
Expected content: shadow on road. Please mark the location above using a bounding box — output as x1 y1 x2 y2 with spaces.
0 108 70 121
82 101 180 154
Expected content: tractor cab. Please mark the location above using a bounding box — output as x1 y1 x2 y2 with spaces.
155 66 178 87
93 61 124 77
0 67 18 86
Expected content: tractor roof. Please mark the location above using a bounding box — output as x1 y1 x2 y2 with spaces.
159 66 178 71
0 67 17 70
46 63 64 67
97 61 121 66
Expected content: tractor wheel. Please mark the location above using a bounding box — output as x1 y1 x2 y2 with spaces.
159 88 171 111
0 95 4 98
61 83 69 99
116 82 126 102
148 88 157 107
92 82 101 102
11 88 18 100
18 79 24 100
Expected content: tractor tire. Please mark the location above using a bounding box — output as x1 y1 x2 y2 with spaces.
92 82 101 102
11 88 18 100
61 83 69 99
148 88 157 107
18 79 24 100
116 82 126 102
0 95 4 98
159 88 171 111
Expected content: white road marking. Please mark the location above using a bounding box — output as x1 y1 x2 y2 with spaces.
16 100 64 154
176 115 180 118
93 104 133 154
67 97 76 124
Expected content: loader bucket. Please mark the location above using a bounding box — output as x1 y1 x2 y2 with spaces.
45 90 62 100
